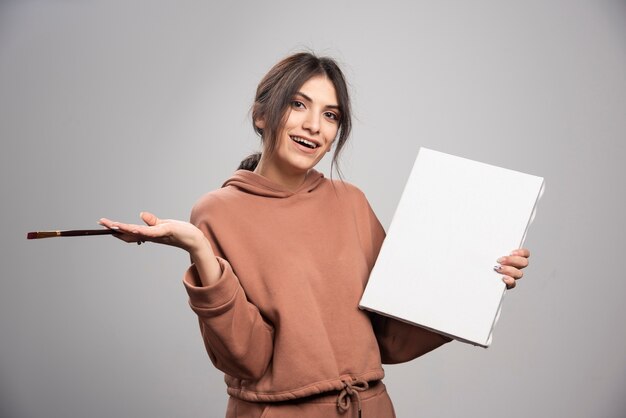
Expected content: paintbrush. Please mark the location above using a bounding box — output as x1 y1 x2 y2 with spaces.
27 229 119 239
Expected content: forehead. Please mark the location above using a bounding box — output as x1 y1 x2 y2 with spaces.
298 76 338 106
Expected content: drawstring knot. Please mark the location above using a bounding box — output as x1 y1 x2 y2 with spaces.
336 378 369 417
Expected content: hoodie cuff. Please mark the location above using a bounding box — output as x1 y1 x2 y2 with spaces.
183 257 239 313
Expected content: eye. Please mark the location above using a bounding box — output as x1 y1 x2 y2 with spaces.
291 100 305 109
324 111 339 121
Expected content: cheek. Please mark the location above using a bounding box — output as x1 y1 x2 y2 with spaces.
325 138 336 153
325 124 339 142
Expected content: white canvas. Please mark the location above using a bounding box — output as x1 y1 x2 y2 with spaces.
359 148 544 347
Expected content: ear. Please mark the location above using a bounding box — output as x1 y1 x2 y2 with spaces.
254 117 265 130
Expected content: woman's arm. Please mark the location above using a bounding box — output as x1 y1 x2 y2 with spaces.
98 212 275 380
184 257 275 380
370 314 452 364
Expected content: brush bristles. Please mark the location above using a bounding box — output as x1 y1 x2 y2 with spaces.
26 231 61 239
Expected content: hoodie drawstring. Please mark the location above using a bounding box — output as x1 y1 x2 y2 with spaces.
336 379 369 417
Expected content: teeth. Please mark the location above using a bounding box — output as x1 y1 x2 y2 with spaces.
291 136 317 149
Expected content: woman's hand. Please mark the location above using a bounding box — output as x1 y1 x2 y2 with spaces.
99 212 222 287
494 248 530 289
98 212 205 254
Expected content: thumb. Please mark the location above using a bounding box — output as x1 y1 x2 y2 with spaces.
140 211 159 226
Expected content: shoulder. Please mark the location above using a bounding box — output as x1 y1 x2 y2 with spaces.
190 186 241 225
326 178 370 206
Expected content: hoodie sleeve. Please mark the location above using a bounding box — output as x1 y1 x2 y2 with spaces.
351 186 452 363
370 313 452 364
182 196 275 381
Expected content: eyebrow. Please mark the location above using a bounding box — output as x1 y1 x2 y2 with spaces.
295 91 341 111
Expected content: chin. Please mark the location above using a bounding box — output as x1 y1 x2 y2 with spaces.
295 156 325 171
277 152 316 170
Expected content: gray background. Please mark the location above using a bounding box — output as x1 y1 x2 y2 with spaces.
1 1 625 417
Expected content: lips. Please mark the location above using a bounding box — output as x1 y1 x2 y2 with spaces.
290 136 319 149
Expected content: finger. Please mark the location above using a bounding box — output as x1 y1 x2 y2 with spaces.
494 264 523 280
105 220 144 234
98 218 119 229
101 217 157 239
140 211 160 226
496 255 529 269
510 248 530 258
116 221 173 242
99 218 148 244
502 276 517 289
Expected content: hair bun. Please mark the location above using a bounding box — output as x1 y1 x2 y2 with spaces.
238 152 262 171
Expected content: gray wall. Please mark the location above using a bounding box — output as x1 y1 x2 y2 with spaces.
1 1 625 417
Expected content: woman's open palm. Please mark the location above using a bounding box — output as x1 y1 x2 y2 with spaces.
99 212 204 253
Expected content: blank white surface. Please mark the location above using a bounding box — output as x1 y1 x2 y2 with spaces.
360 148 544 346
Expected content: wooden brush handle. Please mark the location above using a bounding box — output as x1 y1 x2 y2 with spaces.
27 229 119 239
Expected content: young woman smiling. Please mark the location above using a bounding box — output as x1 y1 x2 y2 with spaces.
253 75 339 189
99 52 530 418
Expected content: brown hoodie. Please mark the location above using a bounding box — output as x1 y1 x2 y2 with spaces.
183 170 449 403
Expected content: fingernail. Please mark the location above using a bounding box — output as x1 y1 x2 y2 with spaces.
493 265 502 271
497 257 505 263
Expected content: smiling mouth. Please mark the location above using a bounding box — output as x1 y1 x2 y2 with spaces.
291 136 319 149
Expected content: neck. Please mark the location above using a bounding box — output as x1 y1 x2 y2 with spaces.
254 158 308 191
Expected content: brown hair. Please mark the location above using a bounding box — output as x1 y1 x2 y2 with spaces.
239 52 352 175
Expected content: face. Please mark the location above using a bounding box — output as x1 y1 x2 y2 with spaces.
256 75 340 179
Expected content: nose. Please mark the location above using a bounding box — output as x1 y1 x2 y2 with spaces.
302 111 320 134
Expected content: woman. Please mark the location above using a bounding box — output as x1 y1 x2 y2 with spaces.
99 52 529 418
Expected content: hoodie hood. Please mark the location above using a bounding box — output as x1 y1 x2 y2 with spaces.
222 169 325 198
